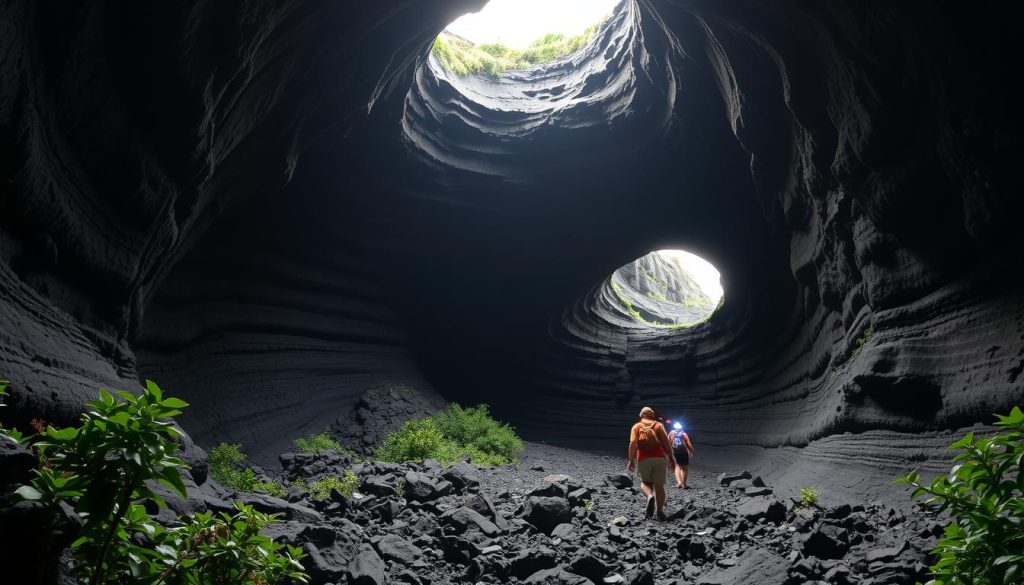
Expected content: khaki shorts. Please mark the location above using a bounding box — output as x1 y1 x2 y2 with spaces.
638 457 667 485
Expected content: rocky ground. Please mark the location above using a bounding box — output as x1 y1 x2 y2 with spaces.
190 441 944 585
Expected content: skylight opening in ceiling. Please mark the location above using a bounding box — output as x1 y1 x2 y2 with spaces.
432 0 623 78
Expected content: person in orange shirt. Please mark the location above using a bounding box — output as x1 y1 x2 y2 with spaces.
626 406 676 520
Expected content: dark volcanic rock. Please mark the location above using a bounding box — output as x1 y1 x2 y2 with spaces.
403 471 453 502
347 544 385 585
736 496 786 523
696 548 788 584
522 496 572 535
606 474 634 489
376 534 423 566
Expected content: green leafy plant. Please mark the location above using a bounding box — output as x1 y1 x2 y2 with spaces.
291 471 359 501
15 381 307 584
209 443 286 496
0 379 24 442
17 381 190 585
432 21 604 77
433 403 523 463
293 431 350 455
853 325 874 355
583 499 594 512
150 503 308 584
376 403 523 465
798 486 819 508
896 406 1024 585
376 418 458 464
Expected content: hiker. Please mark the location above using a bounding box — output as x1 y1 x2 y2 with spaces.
626 406 675 520
668 421 694 489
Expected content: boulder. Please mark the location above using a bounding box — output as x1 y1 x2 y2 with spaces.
510 546 557 578
443 506 502 537
569 554 610 581
442 461 480 492
605 474 634 489
376 534 423 565
347 544 385 585
736 496 786 523
716 471 751 486
522 496 572 534
800 526 849 560
403 470 453 502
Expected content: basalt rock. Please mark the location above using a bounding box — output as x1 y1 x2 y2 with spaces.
0 4 1020 582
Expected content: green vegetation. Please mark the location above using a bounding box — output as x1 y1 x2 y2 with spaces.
291 471 359 501
798 486 819 508
15 381 307 584
0 379 23 442
152 503 308 585
853 325 874 355
376 403 523 466
294 431 350 455
208 443 286 497
583 499 594 512
896 406 1024 585
611 280 700 330
432 22 604 77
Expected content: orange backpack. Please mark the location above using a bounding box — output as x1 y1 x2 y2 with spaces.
636 420 662 451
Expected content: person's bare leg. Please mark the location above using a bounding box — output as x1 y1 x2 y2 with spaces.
655 482 666 514
674 465 684 487
681 465 689 488
640 481 653 498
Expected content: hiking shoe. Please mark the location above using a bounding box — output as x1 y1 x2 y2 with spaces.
657 512 667 522
644 495 655 519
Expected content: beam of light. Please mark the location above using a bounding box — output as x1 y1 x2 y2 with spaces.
655 250 724 304
445 0 623 50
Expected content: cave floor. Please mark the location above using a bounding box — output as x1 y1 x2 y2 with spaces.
464 441 940 584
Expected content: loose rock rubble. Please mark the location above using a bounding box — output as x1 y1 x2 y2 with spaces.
1 435 944 585
209 443 945 584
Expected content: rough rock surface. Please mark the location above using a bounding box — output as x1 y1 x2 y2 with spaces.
0 0 1020 533
114 442 941 585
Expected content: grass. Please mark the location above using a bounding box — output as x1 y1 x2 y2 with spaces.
432 22 604 77
854 326 874 353
294 431 353 455
209 443 287 497
799 486 819 508
611 280 702 329
376 403 523 466
291 471 359 501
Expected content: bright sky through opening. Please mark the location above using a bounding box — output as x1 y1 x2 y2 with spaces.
655 250 724 305
445 0 623 50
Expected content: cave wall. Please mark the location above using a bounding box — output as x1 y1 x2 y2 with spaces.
1 0 1021 499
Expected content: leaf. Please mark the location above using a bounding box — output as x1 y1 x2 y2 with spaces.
47 426 79 441
161 397 189 409
146 380 163 401
14 485 44 501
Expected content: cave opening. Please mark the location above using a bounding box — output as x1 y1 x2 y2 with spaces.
432 0 623 78
609 249 723 329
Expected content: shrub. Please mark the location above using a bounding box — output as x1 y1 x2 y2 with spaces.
799 486 819 508
376 418 458 464
0 379 23 442
376 403 522 465
209 443 286 496
896 406 1024 585
292 471 359 501
15 381 307 584
151 503 307 585
433 403 523 463
293 431 347 455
